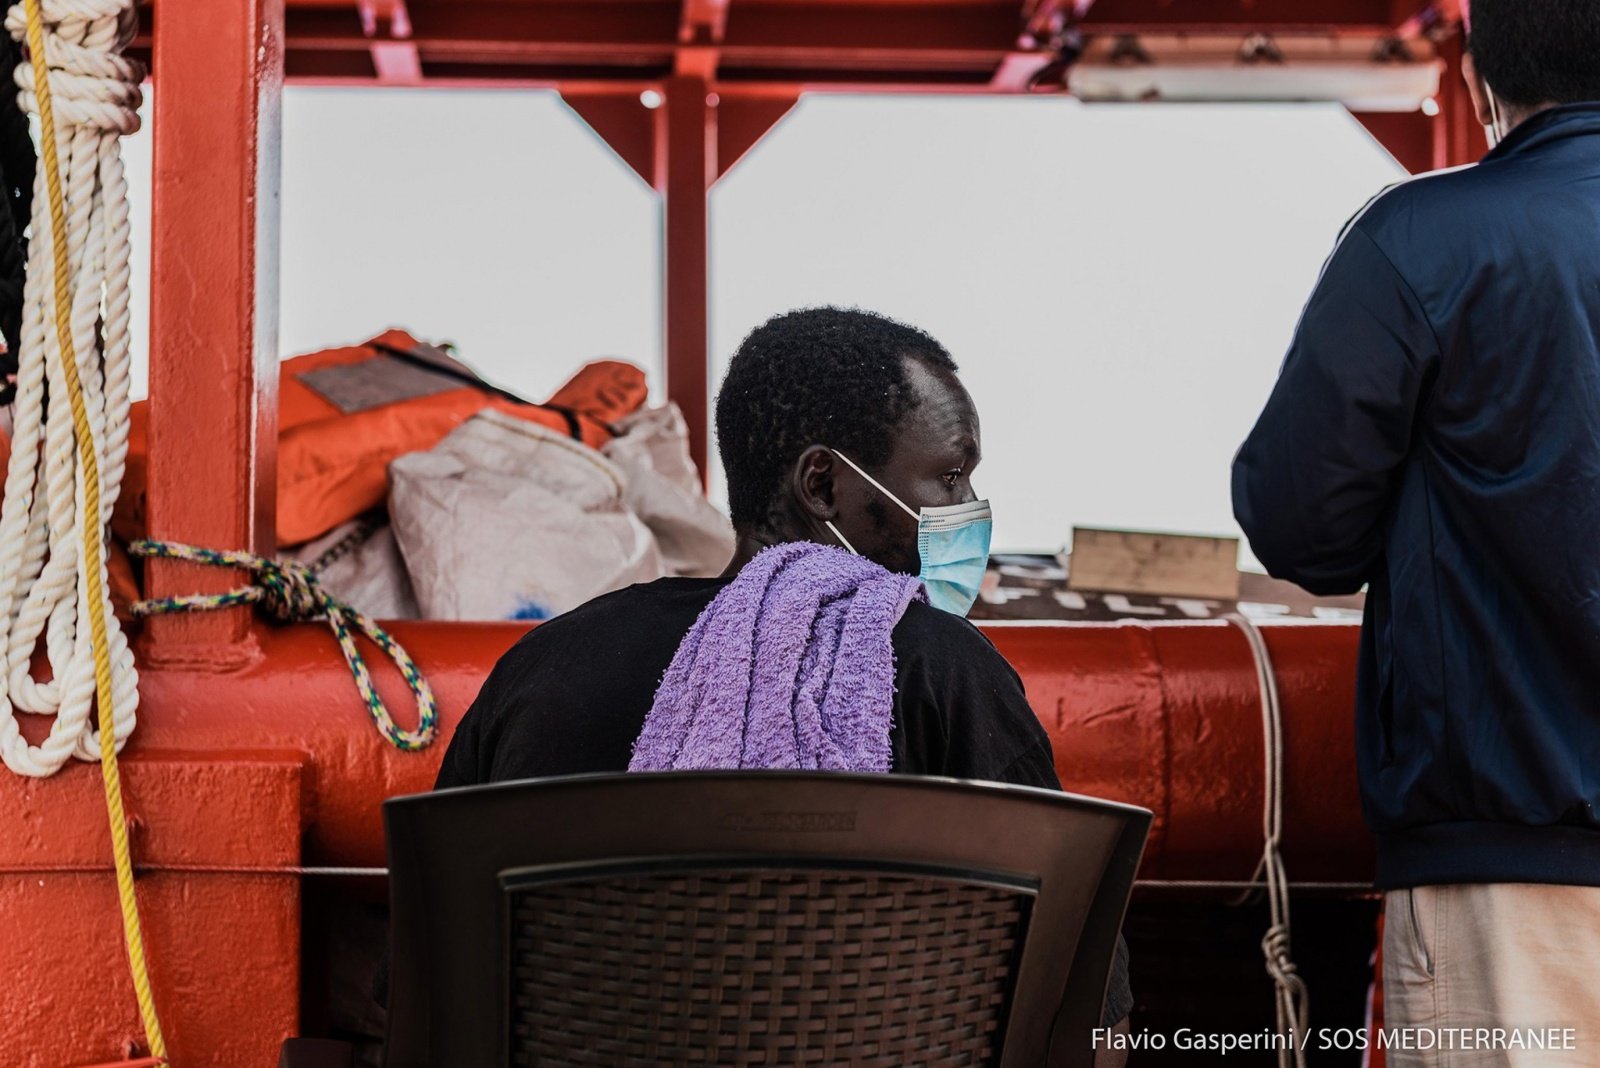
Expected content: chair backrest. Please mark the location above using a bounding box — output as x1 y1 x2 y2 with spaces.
383 772 1150 1068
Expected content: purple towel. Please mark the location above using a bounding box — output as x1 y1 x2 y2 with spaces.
630 542 925 773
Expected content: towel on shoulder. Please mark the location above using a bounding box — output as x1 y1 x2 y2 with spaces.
630 542 925 773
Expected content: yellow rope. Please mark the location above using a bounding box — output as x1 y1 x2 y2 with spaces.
22 0 167 1058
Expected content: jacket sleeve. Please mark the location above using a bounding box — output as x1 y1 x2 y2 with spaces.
1232 223 1439 596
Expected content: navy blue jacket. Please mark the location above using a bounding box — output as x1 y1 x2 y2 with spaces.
1233 103 1600 890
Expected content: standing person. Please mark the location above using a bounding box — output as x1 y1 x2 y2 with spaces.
1232 2 1600 1060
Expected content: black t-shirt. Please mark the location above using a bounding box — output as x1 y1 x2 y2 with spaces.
435 576 1133 1025
438 576 1060 789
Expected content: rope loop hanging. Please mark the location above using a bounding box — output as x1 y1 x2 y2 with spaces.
1227 612 1310 1068
129 540 440 752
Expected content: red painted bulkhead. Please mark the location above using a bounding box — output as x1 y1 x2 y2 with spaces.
0 618 1364 1065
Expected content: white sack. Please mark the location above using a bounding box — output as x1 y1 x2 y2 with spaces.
389 410 663 620
602 403 734 577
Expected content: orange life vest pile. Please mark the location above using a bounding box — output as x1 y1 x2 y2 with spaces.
0 329 664 621
114 328 648 548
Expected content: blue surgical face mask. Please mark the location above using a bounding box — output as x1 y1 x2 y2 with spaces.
824 451 993 617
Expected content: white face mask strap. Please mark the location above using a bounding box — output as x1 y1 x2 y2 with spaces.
831 450 920 521
824 520 859 555
1486 83 1504 147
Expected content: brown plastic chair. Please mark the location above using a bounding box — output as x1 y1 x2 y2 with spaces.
380 772 1150 1068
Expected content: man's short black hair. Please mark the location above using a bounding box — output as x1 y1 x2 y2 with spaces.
716 307 958 527
1468 0 1600 108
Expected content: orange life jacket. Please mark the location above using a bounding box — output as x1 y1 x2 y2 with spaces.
115 329 648 546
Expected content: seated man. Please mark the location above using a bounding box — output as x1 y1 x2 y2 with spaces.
436 306 1133 1042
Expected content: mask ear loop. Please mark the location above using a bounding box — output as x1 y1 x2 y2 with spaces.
831 450 921 521
1485 82 1504 148
824 520 859 555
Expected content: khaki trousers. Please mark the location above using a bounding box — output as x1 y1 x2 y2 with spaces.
1383 885 1600 1067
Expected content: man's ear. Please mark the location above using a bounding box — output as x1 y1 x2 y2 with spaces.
790 446 838 522
1461 51 1497 129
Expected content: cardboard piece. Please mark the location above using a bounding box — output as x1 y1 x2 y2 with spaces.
1065 527 1241 601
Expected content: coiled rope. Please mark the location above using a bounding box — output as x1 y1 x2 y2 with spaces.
1228 613 1310 1068
0 0 163 1057
128 541 439 752
0 0 140 777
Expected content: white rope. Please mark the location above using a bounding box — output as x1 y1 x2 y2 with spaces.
0 0 140 776
1228 612 1310 1068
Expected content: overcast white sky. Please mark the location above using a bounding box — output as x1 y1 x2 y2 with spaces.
119 89 1404 558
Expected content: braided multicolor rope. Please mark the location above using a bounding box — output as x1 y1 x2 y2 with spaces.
127 539 438 751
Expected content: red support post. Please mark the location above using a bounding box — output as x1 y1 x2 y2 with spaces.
146 0 284 665
368 0 422 84
1434 31 1487 169
661 75 714 484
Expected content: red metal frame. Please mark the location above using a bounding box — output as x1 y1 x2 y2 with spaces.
145 0 284 665
217 0 1445 85
663 75 714 484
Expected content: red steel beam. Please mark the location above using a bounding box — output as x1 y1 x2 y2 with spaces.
370 40 423 82
662 75 714 485
1082 0 1411 34
281 2 1015 67
366 0 422 84
681 0 732 41
723 3 1016 58
300 2 680 53
676 0 731 79
146 0 283 666
680 0 732 47
151 0 1455 91
284 0 1430 53
291 66 1015 93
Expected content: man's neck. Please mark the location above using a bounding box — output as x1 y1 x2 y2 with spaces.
1501 100 1560 138
722 526 812 577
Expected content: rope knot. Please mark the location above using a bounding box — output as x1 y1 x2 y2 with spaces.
1261 925 1301 981
128 539 439 752
251 557 327 624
